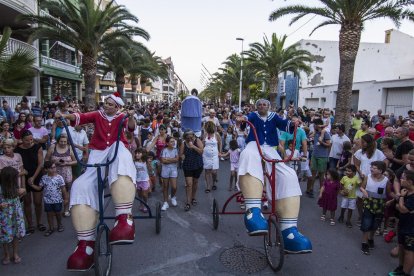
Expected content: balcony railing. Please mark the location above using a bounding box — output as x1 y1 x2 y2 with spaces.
0 0 37 14
41 55 81 74
0 35 39 67
40 9 76 33
102 72 115 81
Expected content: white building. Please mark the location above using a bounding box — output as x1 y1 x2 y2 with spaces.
298 29 414 117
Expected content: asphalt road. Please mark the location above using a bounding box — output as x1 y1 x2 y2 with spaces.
2 160 399 275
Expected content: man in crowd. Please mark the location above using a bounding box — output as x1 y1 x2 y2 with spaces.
307 118 331 198
388 127 413 172
28 115 49 150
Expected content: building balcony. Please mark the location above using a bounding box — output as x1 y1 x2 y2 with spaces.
0 35 39 67
0 0 37 15
41 55 81 74
40 9 76 33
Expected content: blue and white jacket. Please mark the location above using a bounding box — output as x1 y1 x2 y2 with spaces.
245 112 293 147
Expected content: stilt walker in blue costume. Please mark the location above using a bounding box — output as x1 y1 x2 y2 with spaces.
238 98 312 254
181 89 202 136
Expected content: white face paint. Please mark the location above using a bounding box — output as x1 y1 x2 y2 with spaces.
256 100 269 116
104 98 119 116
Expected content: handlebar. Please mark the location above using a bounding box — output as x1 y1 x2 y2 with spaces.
243 120 298 164
60 114 130 168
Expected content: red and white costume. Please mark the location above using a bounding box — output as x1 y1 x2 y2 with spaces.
69 110 136 211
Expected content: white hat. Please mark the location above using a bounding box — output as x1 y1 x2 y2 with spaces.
106 92 124 107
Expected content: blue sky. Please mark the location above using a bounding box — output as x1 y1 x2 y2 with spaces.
117 0 414 91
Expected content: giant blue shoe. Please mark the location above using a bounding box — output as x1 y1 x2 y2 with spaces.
244 207 268 236
282 226 312 254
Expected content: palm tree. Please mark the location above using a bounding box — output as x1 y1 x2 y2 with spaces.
21 0 149 106
0 27 35 95
99 40 151 95
219 54 258 104
244 33 312 109
269 0 414 127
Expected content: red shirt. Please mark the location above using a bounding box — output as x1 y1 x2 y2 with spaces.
374 123 384 140
71 110 133 150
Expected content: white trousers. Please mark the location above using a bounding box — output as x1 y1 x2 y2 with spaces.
238 142 302 200
70 143 136 212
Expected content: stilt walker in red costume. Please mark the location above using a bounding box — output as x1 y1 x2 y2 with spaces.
56 92 137 271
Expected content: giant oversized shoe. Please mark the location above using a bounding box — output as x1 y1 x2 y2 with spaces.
109 213 135 245
282 226 312 254
67 240 95 271
244 207 268 236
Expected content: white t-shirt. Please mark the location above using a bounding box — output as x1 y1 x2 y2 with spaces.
329 134 350 158
202 116 220 127
135 161 149 182
354 149 386 177
322 117 331 133
64 126 89 159
285 149 300 170
134 114 145 122
28 126 48 141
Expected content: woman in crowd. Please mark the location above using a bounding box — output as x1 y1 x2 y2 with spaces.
180 129 203 211
0 121 15 155
354 134 387 225
14 130 44 235
203 121 221 193
45 134 77 217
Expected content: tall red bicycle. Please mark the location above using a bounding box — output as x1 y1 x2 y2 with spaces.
212 120 298 272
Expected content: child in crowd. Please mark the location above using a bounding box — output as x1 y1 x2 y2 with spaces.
134 148 150 213
29 161 68 236
359 161 389 255
160 136 179 211
223 126 235 158
318 169 341 225
147 151 157 192
220 140 240 191
338 164 361 228
0 167 25 265
381 169 396 236
390 170 414 276
285 140 300 172
0 139 27 189
143 131 155 155
337 141 352 178
322 109 332 133
139 118 152 145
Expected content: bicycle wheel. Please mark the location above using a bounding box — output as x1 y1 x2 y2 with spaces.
212 198 219 230
94 225 112 276
155 202 161 234
263 217 284 272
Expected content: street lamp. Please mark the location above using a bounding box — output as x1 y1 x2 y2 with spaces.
236 38 244 111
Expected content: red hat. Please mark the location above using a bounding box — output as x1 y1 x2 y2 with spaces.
107 92 124 107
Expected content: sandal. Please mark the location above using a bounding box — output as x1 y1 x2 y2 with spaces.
57 224 64 232
330 219 335 226
205 189 211 193
26 226 35 235
2 257 10 265
320 215 326 221
63 211 70 217
44 229 54 237
191 199 198 206
212 185 217 190
37 224 46 232
13 256 21 264
184 203 191 212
